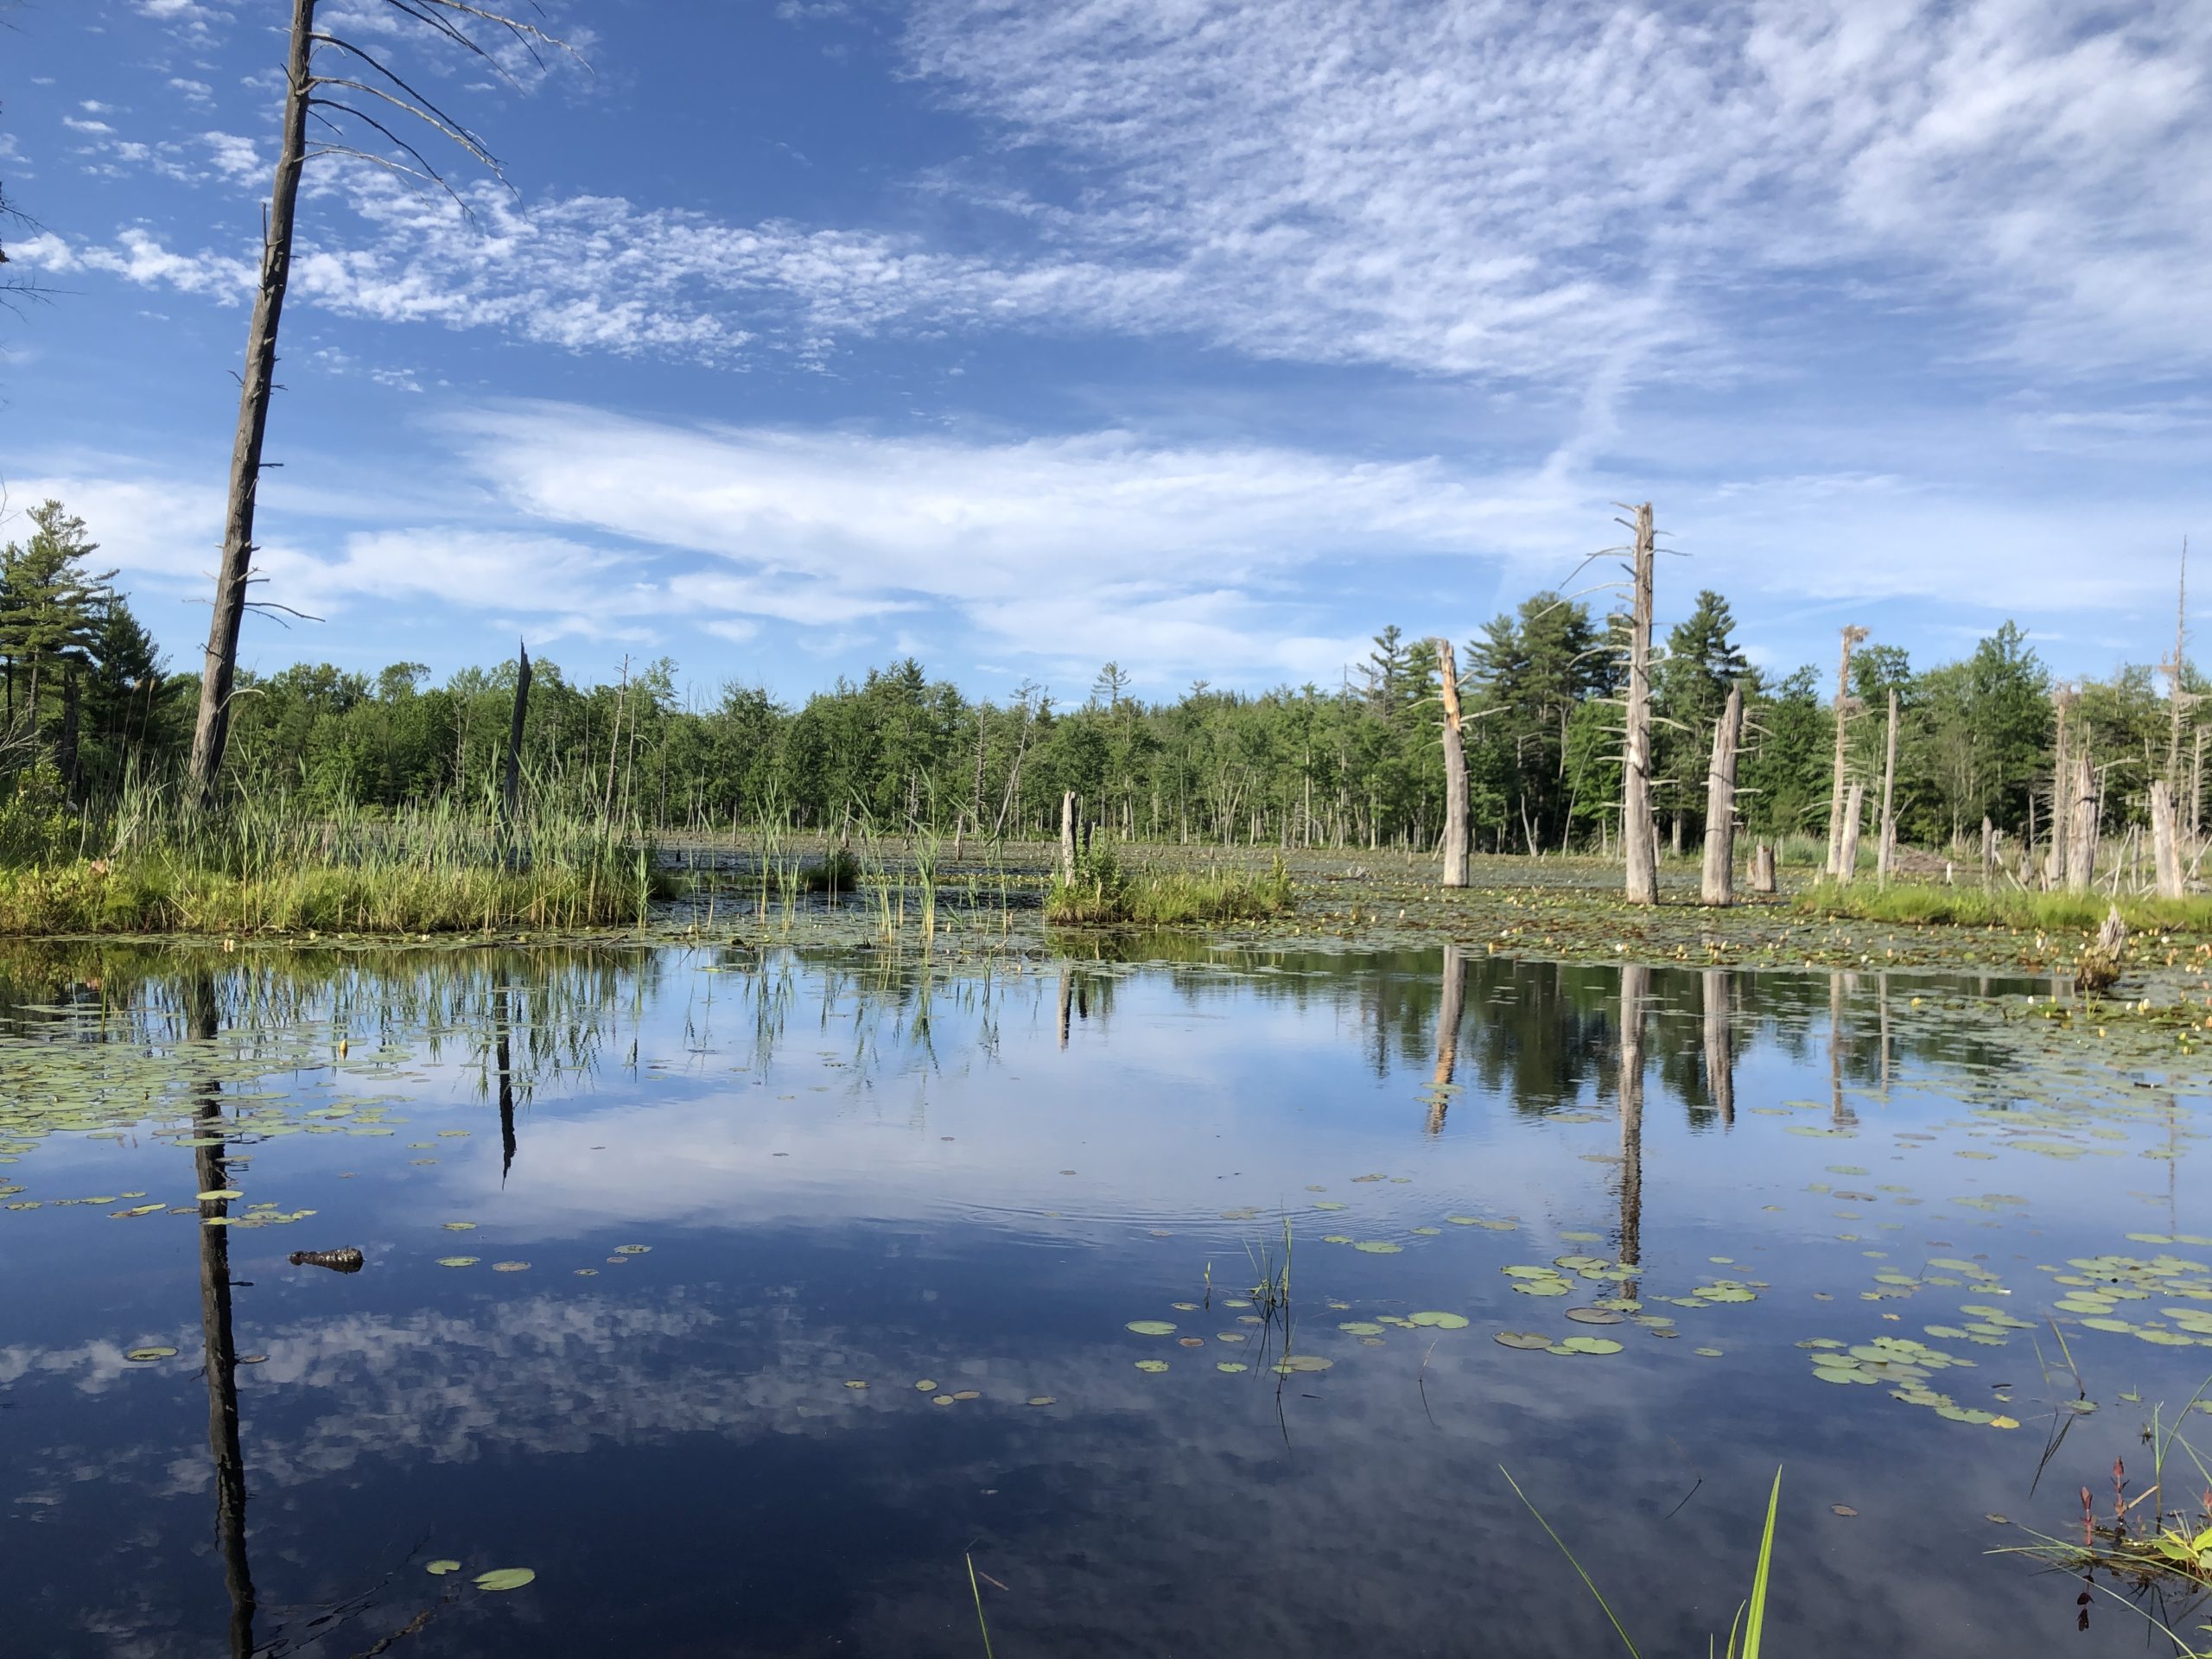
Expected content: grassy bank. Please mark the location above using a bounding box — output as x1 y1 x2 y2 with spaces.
0 771 668 936
1795 880 2212 934
1046 854 1295 926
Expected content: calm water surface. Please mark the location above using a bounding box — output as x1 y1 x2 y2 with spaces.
3 941 2207 1656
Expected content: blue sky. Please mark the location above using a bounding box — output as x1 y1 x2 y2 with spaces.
3 0 2209 708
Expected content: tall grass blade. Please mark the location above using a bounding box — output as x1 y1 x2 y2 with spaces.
1500 1465 1643 1659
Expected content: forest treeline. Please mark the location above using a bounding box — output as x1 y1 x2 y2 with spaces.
7 496 2202 855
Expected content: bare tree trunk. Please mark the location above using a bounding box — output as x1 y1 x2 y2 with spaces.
2048 688 2074 887
1700 682 1743 906
1980 815 1995 889
1058 790 1077 882
2066 753 2097 893
1836 782 1866 883
1876 687 1898 885
58 666 81 798
2152 778 2184 898
500 640 531 846
1434 638 1468 889
1622 503 1657 906
1701 967 1733 1126
188 0 316 804
1824 626 1867 875
1751 841 1777 893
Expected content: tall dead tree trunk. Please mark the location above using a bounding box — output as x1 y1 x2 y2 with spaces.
1058 790 1077 882
1876 687 1898 885
1823 626 1867 876
188 0 316 805
2066 753 2097 893
1700 682 1743 906
500 640 531 847
1434 638 1468 889
2047 687 2074 888
1836 782 1866 884
1980 816 1996 889
2152 779 2184 899
1622 504 1657 906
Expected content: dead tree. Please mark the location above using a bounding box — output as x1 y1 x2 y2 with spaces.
2047 686 2075 888
1980 816 1996 889
1699 682 1743 906
1836 782 1866 883
1876 687 1898 885
1823 626 1868 876
2152 779 2184 899
2065 753 2097 893
499 639 531 848
1622 504 1657 906
186 0 577 804
1058 790 1077 882
1751 842 1777 893
1434 638 1469 888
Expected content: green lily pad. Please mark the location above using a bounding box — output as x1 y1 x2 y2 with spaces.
1495 1332 1552 1350
426 1560 461 1576
1125 1320 1177 1336
1408 1312 1469 1329
474 1568 536 1592
1135 1359 1169 1373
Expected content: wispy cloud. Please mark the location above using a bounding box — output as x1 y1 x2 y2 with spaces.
32 2 2209 392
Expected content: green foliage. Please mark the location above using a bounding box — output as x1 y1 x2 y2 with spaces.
1045 855 1293 925
1796 880 2212 935
0 763 76 865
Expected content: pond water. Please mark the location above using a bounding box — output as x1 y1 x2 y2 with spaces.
3 939 2208 1656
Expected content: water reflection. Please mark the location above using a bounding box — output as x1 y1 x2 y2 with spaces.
0 939 2192 1658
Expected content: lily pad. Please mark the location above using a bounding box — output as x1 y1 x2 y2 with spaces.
1408 1312 1469 1329
1125 1320 1177 1336
474 1568 536 1592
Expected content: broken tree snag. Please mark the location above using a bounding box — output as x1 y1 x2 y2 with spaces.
1058 790 1077 883
1751 841 1777 893
1622 503 1658 906
2152 779 2184 899
1434 638 1469 889
500 639 531 849
1836 781 1866 884
2065 753 2097 893
2047 686 2074 888
1876 687 1899 886
1980 815 1996 890
1823 626 1868 877
1700 682 1744 906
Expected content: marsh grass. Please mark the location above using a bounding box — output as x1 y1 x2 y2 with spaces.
1998 1376 2212 1651
1046 851 1294 926
1504 1465 1783 1657
1796 880 2212 934
0 770 667 937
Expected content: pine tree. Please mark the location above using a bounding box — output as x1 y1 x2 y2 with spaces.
0 500 117 753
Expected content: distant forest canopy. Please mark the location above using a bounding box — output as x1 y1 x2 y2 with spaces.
5 497 2202 852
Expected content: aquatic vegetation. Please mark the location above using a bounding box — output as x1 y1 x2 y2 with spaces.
1503 1465 1783 1656
1046 854 1294 927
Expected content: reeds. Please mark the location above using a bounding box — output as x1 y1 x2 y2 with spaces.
0 767 666 936
1798 880 2212 933
1046 853 1294 926
1503 1465 1784 1656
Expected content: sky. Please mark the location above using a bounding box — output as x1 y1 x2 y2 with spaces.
3 0 2209 709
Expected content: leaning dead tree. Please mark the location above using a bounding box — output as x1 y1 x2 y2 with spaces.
2155 539 2193 898
1822 625 1868 877
1876 687 1899 885
1434 638 1469 888
1622 504 1657 906
186 0 579 804
1699 681 1743 906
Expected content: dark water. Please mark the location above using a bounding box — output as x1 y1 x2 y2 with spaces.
3 941 2208 1657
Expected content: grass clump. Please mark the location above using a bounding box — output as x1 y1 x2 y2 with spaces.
1796 880 2212 936
0 772 670 937
1046 850 1294 926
